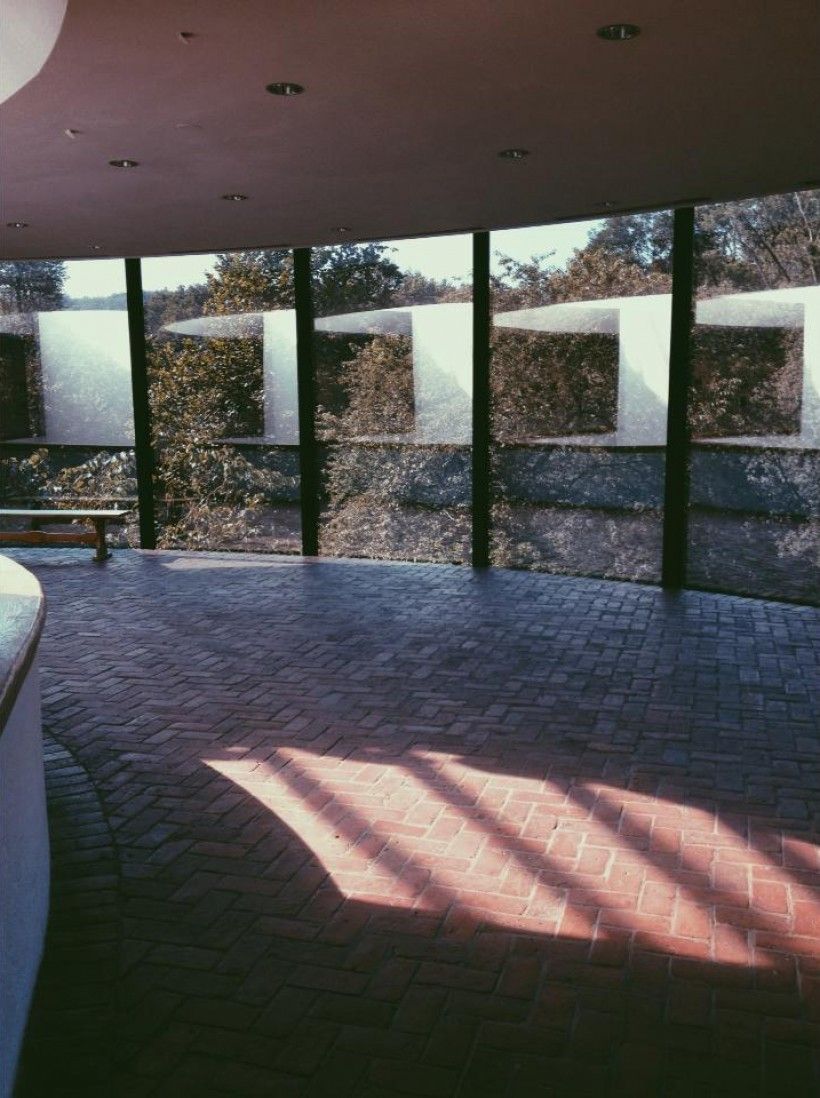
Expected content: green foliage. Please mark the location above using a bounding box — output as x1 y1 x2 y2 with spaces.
690 327 802 437
157 443 290 506
207 250 294 314
0 260 65 313
551 244 670 299
491 330 617 440
317 336 414 440
142 248 305 547
149 337 263 444
688 190 819 436
391 270 452 305
311 243 404 316
155 443 297 549
0 449 50 501
696 189 820 291
65 292 128 311
144 284 212 338
318 491 470 564
47 449 137 502
0 447 141 545
492 224 671 310
0 446 137 505
587 211 674 273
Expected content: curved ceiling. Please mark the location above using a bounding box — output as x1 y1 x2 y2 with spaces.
1 0 819 260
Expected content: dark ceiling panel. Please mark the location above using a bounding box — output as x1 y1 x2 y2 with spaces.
1 0 818 258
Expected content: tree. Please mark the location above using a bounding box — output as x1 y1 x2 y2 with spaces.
206 249 294 314
0 260 65 313
143 284 212 338
317 336 414 441
696 189 820 291
143 249 304 549
551 244 670 300
586 212 673 274
689 190 820 436
390 270 449 306
312 243 404 316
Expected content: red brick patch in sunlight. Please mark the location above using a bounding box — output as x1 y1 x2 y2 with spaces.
205 747 820 968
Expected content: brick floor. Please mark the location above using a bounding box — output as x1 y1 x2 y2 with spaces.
11 548 820 1097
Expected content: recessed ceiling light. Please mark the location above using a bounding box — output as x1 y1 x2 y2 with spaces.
266 82 305 96
90 244 102 250
334 226 351 233
6 221 28 228
498 148 529 160
597 23 641 41
64 128 81 138
177 31 195 43
221 193 249 201
597 200 618 209
109 158 139 168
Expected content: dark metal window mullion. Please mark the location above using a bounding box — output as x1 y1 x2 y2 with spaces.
661 206 696 588
293 248 320 556
124 257 157 550
471 231 491 567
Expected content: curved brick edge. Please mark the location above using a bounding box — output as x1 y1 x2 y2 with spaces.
14 735 120 1097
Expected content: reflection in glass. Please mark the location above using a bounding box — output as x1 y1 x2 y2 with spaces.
688 190 819 603
490 213 672 581
0 258 138 545
144 250 301 552
312 238 472 563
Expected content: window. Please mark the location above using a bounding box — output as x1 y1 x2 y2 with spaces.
0 258 137 543
688 190 819 603
143 251 301 553
312 236 473 563
490 213 673 582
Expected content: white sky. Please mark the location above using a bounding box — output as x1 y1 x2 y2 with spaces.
63 221 599 298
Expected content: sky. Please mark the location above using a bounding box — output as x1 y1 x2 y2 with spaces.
62 220 600 299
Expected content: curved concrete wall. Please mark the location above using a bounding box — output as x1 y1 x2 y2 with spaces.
0 556 48 1098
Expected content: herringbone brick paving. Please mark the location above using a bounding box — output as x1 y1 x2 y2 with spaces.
11 548 820 1097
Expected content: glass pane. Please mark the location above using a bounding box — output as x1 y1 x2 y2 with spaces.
0 258 138 546
312 237 472 563
490 213 672 581
688 190 820 603
144 250 301 553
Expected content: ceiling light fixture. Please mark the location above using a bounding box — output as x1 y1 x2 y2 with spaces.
498 148 529 160
334 226 351 233
109 158 139 168
221 193 248 201
266 81 305 96
6 221 28 228
597 23 641 41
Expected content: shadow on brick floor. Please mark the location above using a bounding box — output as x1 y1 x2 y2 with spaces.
11 549 820 1096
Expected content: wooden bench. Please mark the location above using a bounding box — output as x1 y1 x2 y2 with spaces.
0 509 132 562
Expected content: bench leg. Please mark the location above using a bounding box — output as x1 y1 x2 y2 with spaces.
92 519 111 562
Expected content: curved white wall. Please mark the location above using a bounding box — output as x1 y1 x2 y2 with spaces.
0 0 67 104
0 558 48 1098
